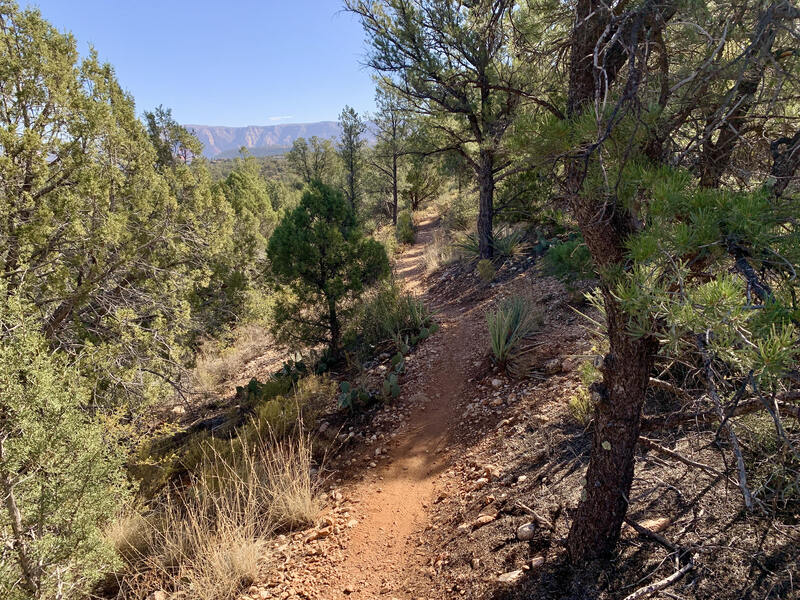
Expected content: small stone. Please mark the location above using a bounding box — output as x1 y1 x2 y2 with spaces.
516 522 536 541
343 585 355 594
497 569 524 583
530 556 545 568
491 378 503 388
473 477 489 490
346 518 359 528
544 358 562 375
517 475 528 483
318 422 329 434
473 514 495 528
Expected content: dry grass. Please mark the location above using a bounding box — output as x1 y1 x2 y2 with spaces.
423 229 458 272
112 430 320 600
193 324 273 395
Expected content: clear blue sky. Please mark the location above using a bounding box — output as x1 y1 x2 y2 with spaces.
24 1 376 126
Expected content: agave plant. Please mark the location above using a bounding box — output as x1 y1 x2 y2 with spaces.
487 296 541 373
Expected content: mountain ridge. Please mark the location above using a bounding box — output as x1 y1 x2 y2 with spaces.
185 121 343 158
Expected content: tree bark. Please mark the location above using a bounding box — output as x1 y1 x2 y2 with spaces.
327 295 341 357
392 154 398 226
476 150 495 260
563 0 668 562
566 299 658 560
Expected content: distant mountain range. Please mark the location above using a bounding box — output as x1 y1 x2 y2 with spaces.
185 121 372 159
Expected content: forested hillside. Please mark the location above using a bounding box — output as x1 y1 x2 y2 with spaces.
1 1 799 600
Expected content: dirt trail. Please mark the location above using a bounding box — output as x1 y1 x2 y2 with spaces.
317 216 477 599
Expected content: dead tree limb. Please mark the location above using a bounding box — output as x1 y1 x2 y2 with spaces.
697 332 754 511
638 436 722 476
622 555 696 600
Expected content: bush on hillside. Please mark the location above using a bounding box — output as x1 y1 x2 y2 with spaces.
542 236 594 281
487 296 542 374
0 303 128 600
395 211 416 244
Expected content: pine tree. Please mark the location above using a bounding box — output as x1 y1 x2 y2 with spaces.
267 182 390 357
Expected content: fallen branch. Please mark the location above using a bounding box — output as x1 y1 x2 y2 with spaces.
622 555 696 600
638 437 721 476
649 377 694 403
697 332 754 511
641 394 800 431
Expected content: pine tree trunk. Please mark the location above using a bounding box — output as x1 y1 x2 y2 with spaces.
327 295 341 357
476 150 494 260
392 154 398 225
566 294 658 560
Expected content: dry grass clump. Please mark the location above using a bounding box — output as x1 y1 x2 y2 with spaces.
423 229 458 272
112 432 319 600
193 324 273 395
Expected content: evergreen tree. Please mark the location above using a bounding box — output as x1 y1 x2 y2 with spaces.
267 182 390 356
337 105 367 211
371 88 407 224
0 295 128 600
286 136 336 185
346 0 563 258
0 3 231 410
513 0 800 561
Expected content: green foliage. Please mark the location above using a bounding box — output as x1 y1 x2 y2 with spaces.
477 259 496 282
396 210 416 244
487 296 542 373
402 158 442 210
268 182 391 356
338 105 367 210
457 226 528 261
382 372 401 400
543 236 594 281
286 136 336 185
338 380 372 411
0 4 240 410
0 302 129 599
345 281 436 360
441 192 479 232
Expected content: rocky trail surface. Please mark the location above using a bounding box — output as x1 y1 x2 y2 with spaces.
313 216 483 599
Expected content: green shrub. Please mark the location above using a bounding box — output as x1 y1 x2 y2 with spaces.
543 236 594 281
396 211 416 244
487 296 541 372
346 281 436 358
442 193 478 231
477 258 496 282
0 309 129 599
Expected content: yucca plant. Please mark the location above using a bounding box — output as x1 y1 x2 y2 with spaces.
456 226 529 261
487 296 541 373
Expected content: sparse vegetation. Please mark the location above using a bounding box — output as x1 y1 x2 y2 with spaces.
116 432 318 600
